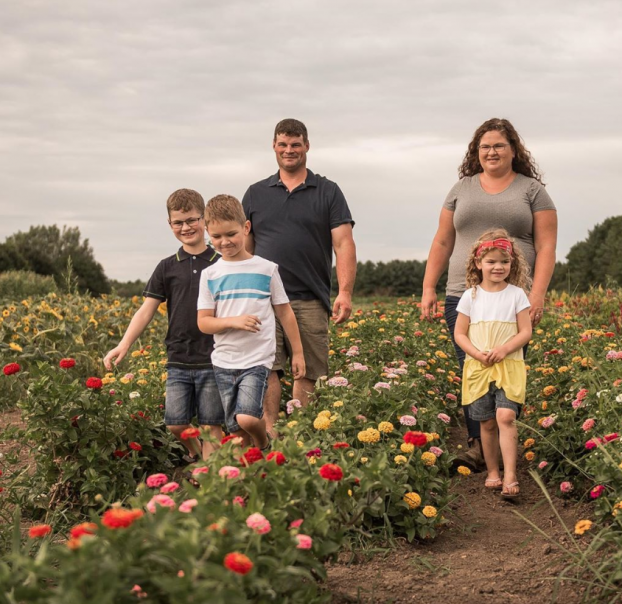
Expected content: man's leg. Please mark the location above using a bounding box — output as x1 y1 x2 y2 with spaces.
293 377 315 406
263 371 281 438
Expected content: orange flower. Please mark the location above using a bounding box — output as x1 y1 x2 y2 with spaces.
223 552 253 575
29 524 52 538
181 427 200 440
101 508 144 529
69 522 98 539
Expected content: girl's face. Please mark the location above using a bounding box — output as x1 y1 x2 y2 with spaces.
475 249 512 284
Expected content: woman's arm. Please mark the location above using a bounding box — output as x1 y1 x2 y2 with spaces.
421 208 456 319
530 210 558 325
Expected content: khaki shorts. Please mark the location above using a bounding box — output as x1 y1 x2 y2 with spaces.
273 299 329 381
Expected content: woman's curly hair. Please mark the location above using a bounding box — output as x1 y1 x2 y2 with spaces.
458 118 544 184
465 228 532 297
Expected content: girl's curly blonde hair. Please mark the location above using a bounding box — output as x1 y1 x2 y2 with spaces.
465 228 532 297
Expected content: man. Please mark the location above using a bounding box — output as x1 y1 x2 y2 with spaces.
242 118 356 435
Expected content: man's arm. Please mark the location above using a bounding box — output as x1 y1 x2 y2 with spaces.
103 297 161 369
331 223 356 324
273 303 305 379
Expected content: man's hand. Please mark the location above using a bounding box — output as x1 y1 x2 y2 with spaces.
291 352 306 380
103 345 129 371
332 293 352 324
230 315 262 332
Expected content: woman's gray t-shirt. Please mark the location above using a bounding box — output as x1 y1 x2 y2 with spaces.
443 173 556 297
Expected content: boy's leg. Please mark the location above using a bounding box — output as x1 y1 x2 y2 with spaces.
234 366 270 450
165 367 201 458
213 367 252 447
195 367 226 460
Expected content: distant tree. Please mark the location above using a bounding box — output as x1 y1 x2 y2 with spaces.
0 225 110 295
110 279 147 298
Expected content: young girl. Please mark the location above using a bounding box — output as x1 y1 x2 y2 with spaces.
454 228 533 498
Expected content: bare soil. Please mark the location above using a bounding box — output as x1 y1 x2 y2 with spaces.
327 427 590 604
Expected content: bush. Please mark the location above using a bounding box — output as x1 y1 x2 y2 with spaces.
0 271 58 300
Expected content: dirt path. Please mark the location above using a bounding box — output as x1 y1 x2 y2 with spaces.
327 428 589 604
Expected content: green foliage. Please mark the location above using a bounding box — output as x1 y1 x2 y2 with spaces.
0 271 58 300
0 225 110 296
109 279 147 298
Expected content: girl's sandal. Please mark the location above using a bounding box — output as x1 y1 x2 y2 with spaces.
501 481 520 499
484 478 503 490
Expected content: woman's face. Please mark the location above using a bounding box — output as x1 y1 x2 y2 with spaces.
478 130 515 176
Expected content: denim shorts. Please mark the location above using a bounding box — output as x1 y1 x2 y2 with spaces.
165 366 224 426
468 382 522 422
214 365 269 433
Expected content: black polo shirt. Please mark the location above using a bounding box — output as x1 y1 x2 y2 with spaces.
143 246 219 368
242 170 354 312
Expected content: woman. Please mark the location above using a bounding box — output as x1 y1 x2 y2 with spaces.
421 118 557 471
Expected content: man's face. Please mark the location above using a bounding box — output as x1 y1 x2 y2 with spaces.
273 134 309 173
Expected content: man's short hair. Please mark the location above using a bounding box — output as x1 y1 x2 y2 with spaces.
205 194 247 226
274 118 308 143
166 189 205 216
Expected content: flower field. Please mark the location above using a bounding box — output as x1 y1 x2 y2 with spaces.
1 289 621 602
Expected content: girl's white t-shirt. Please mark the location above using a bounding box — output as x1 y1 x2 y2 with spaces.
456 284 531 323
197 255 289 370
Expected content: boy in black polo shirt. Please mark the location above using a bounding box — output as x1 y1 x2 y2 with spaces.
104 189 223 460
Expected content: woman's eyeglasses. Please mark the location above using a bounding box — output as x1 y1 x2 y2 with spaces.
478 143 511 153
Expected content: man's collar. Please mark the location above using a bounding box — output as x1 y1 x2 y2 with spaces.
268 169 318 188
176 246 218 262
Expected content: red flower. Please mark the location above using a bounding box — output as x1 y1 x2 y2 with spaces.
266 451 286 465
69 522 98 539
305 448 322 458
29 524 52 538
101 508 144 529
129 442 142 451
319 463 344 482
71 415 80 428
221 434 237 445
181 427 200 440
403 431 427 447
223 552 254 575
86 377 103 389
604 433 619 443
239 447 264 466
113 449 129 458
3 363 21 376
590 485 605 499
59 358 76 369
333 442 350 449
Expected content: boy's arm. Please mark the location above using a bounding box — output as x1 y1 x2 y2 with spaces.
453 312 490 365
486 309 533 364
273 303 306 379
103 297 161 369
197 309 261 334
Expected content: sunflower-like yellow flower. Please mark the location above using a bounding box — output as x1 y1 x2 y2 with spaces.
287 420 298 428
313 416 331 430
333 400 344 408
422 505 437 518
457 466 471 476
394 455 408 465
377 421 394 434
401 443 415 454
357 428 381 443
542 385 557 397
523 438 535 448
421 452 437 466
403 492 421 509
574 519 593 535
317 410 331 418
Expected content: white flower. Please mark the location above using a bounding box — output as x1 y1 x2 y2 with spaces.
129 391 140 399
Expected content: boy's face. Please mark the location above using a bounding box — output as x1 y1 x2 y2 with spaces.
206 219 251 261
169 209 205 247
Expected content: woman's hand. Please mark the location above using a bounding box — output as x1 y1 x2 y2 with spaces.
529 292 545 327
421 289 437 321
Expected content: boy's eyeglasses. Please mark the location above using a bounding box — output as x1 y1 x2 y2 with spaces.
169 216 203 230
478 143 511 153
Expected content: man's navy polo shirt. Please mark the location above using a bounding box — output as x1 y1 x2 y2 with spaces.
242 170 354 312
143 246 219 368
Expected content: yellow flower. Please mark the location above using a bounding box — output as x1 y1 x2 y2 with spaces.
9 342 23 352
435 351 448 359
347 489 353 497
541 401 548 411
404 492 422 509
457 466 471 476
360 457 368 464
137 379 148 386
318 410 331 418
339 332 350 338
161 372 168 382
523 438 535 448
101 377 116 385
313 416 331 430
425 432 434 443
357 428 380 443
296 441 304 448
131 350 143 358
138 368 149 375
542 386 557 397
524 451 535 461
574 519 593 535
421 452 436 466
422 506 437 518
333 400 344 408
328 350 335 356
378 421 394 434
308 457 317 465
394 455 408 465
401 443 415 454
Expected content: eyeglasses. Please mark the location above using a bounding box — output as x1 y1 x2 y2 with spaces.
478 143 511 153
169 216 203 230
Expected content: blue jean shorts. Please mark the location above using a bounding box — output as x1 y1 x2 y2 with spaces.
468 383 522 422
165 366 224 426
213 365 269 433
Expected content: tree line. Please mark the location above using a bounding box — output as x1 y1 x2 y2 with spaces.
1 217 621 298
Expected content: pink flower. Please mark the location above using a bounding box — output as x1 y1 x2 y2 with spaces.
560 481 573 493
590 485 605 499
429 446 444 457
295 534 313 549
178 499 198 513
538 461 548 469
394 336 404 343
192 466 209 477
416 361 428 367
289 519 304 529
351 362 369 371
437 413 451 424
246 513 271 535
572 399 584 409
160 482 180 494
582 419 595 432
606 350 619 361
446 393 458 401
585 438 601 450
576 388 588 400
425 374 435 381
399 415 417 426
123 373 135 381
147 494 176 513
373 382 391 390
219 466 241 479
286 399 302 414
541 416 556 428
604 433 619 443
146 473 168 488
327 376 349 387
356 414 367 422
411 405 418 415
232 496 245 507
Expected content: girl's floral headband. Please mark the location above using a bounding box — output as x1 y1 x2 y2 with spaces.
476 238 513 257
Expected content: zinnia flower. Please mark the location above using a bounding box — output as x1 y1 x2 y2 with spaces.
246 513 271 534
357 428 381 443
59 358 76 369
421 452 437 466
295 534 313 549
333 442 350 449
178 499 198 513
224 552 253 575
219 466 241 479
28 524 52 538
403 431 427 447
399 415 417 426
239 447 264 466
403 492 422 509
560 481 573 494
394 455 408 465
429 446 444 457
541 416 556 428
266 451 286 465
180 427 200 440
289 519 304 529
146 494 176 513
160 481 179 493
422 505 437 518
306 448 322 458
457 465 471 476
129 442 142 451
313 416 331 430
437 413 451 424
286 399 302 414
319 463 343 481
574 519 593 535
538 461 548 469
192 466 209 477
232 496 245 507
69 522 97 539
85 377 103 389
3 363 21 376
373 382 391 390
101 508 144 529
327 376 349 387
146 473 168 488
590 485 605 499
378 421 394 433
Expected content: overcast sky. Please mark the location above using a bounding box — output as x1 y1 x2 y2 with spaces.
1 1 621 281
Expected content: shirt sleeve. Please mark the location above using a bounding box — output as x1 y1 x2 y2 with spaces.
329 183 355 230
270 264 290 305
442 180 462 212
456 289 472 316
197 268 216 311
514 287 531 314
143 261 167 301
529 180 557 213
241 187 253 229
